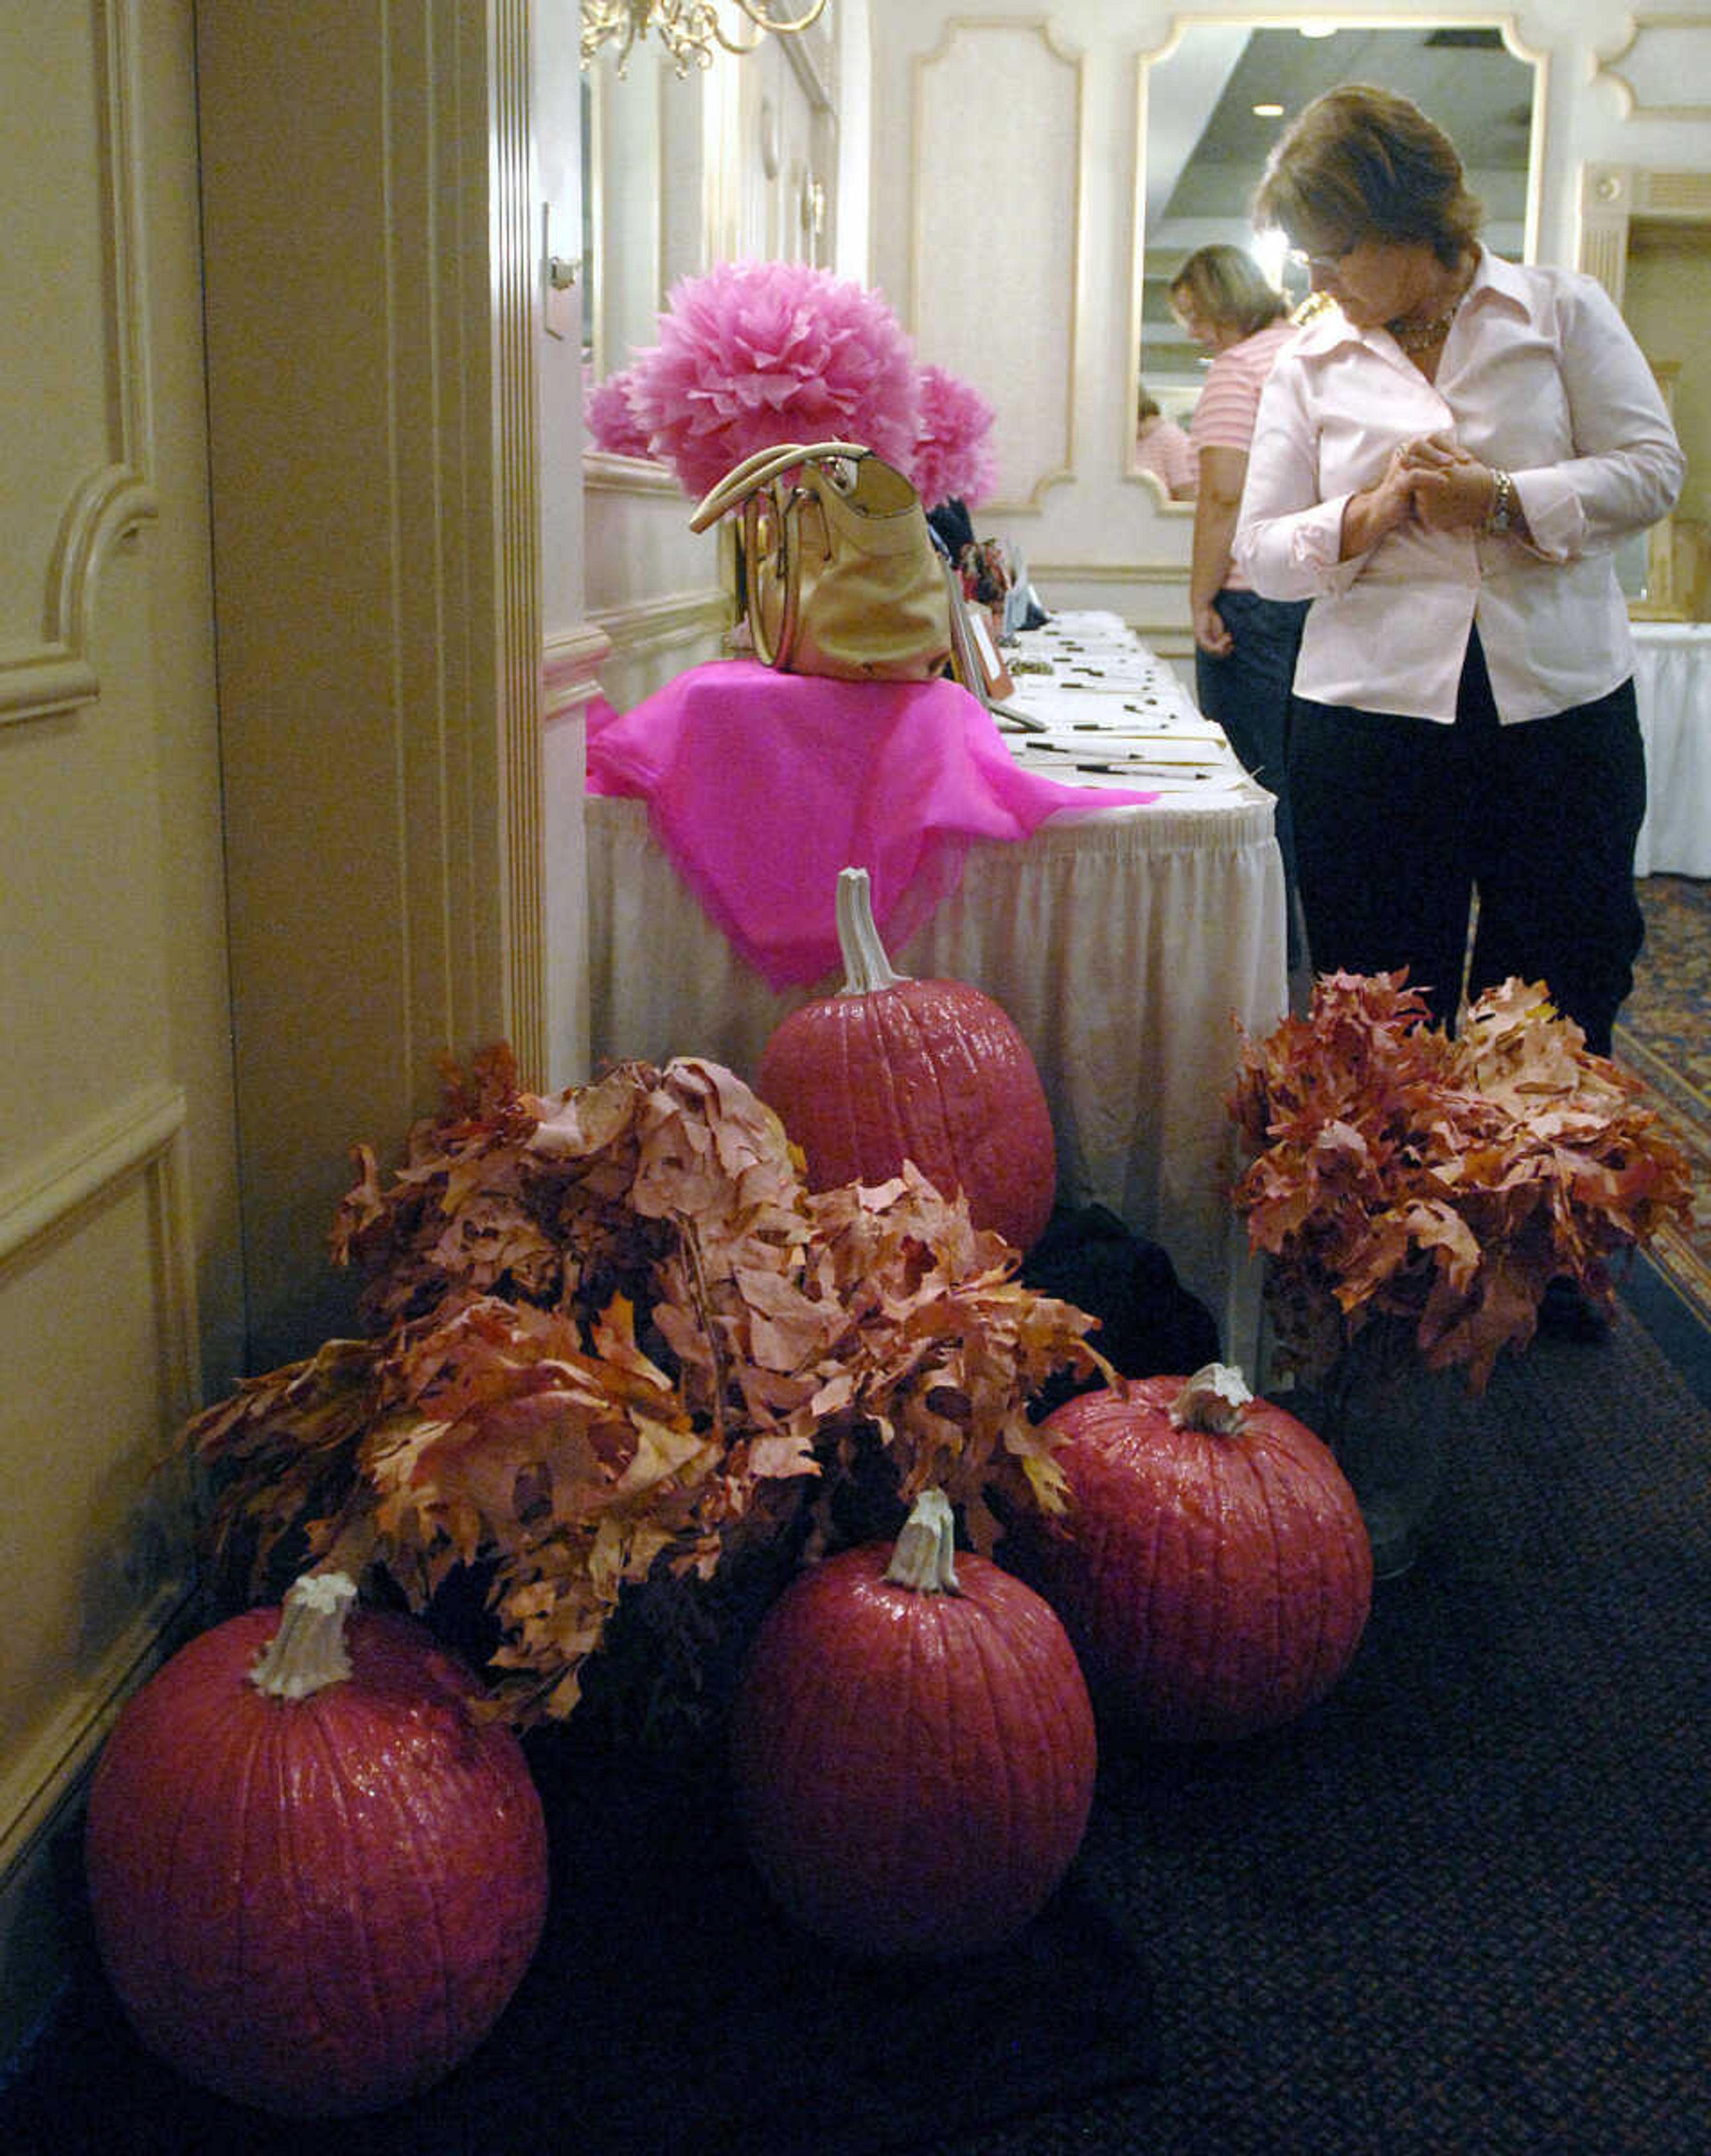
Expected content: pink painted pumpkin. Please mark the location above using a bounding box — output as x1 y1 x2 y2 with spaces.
1021 1365 1373 1741
84 1573 549 2117
731 1489 1095 1958
758 866 1056 1252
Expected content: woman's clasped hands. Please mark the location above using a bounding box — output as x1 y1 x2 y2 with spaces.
1396 431 1498 533
1343 431 1502 554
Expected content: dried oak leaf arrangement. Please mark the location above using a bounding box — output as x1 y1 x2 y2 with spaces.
1230 972 1693 1392
184 1049 1102 1728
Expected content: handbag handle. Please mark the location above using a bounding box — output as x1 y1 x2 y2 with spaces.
688 439 875 531
740 487 837 669
741 490 794 667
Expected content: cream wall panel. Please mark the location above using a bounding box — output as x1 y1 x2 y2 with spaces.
729 33 831 265
0 1089 196 1815
0 0 233 2057
872 1 1178 606
542 627 607 1090
1626 241 1711 526
0 1 227 1539
591 55 669 374
0 3 155 725
584 456 730 706
1591 14 1711 122
0 554 172 1173
586 589 734 710
909 20 1081 510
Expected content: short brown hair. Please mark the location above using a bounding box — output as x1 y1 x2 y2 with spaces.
1167 244 1288 339
1251 83 1484 267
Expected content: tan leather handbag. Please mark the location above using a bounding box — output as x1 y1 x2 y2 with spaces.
688 440 953 683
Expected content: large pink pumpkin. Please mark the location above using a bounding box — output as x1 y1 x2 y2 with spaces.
757 866 1056 1253
84 1573 549 2118
1022 1365 1372 1741
731 1489 1096 1959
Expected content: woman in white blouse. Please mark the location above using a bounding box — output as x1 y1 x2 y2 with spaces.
1234 84 1683 1060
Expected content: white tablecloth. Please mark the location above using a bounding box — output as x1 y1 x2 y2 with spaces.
1633 622 1711 878
586 614 1289 1369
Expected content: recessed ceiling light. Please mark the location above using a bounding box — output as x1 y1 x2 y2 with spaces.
1253 102 1284 116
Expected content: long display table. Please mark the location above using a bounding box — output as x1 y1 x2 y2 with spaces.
584 613 1289 1369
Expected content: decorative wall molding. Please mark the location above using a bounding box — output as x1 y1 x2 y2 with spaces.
544 624 616 723
2 0 156 729
0 1082 187 1277
909 19 1082 511
587 587 733 663
0 1081 199 1883
1127 467 1196 513
1032 559 1188 588
1591 15 1711 122
1635 167 1711 216
1578 166 1632 300
0 1575 194 1887
584 450 683 495
782 0 838 109
493 0 549 1086
1577 164 1711 304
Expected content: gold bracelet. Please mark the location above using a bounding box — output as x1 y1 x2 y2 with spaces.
1484 468 1515 536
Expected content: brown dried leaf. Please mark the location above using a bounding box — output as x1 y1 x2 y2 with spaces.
181 1051 1102 1725
1232 972 1694 1390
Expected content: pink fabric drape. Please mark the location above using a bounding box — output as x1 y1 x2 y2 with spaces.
586 660 1158 988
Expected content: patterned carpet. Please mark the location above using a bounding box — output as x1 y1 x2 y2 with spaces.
1614 874 1711 1333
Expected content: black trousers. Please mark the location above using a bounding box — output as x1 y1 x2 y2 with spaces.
1288 631 1646 1055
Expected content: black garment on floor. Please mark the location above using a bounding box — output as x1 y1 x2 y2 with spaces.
1021 1205 1220 1411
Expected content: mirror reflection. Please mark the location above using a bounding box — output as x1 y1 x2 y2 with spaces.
1134 22 1542 489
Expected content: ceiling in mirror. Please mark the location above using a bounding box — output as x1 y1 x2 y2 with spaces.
1139 23 1541 391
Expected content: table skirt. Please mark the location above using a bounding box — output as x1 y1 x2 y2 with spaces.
588 792 1287 1369
1633 622 1711 878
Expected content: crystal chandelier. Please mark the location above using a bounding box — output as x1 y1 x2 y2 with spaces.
581 0 828 76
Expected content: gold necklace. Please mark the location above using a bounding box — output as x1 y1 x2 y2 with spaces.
1386 302 1461 353
1387 265 1475 353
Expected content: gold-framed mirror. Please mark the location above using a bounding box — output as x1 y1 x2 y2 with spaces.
1129 18 1546 503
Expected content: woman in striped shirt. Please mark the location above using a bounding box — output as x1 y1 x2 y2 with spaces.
1169 245 1310 961
1135 385 1197 500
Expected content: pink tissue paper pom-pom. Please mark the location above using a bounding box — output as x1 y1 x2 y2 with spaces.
626 259 921 501
911 364 1000 511
586 364 655 459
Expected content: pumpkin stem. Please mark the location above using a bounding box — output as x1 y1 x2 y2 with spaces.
883 1487 962 1595
1169 1362 1254 1436
835 866 909 996
248 1571 358 1700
